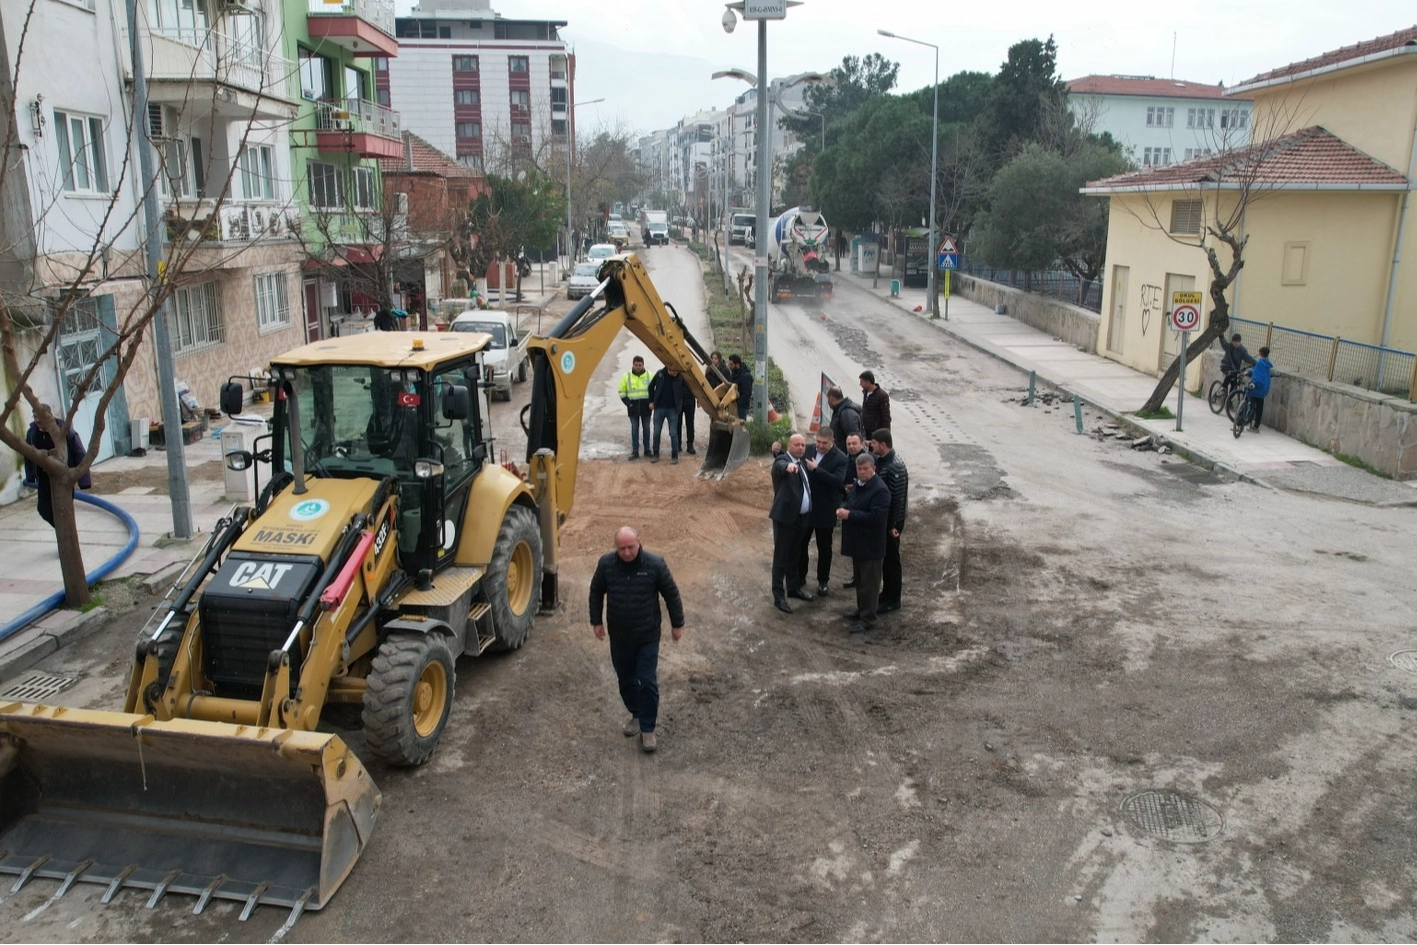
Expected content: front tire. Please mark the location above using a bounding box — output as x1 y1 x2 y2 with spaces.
1208 379 1227 414
1225 387 1246 421
362 632 456 766
516 360 528 383
484 505 542 651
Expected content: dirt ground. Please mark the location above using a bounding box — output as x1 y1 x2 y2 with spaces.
3 245 1417 942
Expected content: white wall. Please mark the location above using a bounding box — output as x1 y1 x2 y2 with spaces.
1072 93 1252 165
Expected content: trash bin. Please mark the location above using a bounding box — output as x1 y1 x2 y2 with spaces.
890 278 901 297
220 420 263 502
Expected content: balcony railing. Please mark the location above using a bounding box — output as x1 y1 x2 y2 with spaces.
315 97 401 139
144 26 298 102
307 0 395 39
164 198 298 244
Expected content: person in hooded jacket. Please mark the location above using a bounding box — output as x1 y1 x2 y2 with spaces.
24 403 92 528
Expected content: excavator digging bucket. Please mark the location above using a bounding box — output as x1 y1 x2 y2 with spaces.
0 704 380 921
698 422 751 480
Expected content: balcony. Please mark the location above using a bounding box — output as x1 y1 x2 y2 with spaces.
306 0 398 58
164 198 299 246
136 27 299 118
314 98 402 158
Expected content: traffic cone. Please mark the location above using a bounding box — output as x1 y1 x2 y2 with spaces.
807 392 823 434
767 400 781 423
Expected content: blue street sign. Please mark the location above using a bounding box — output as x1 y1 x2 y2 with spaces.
937 253 958 271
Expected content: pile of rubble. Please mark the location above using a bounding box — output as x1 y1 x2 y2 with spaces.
1092 423 1172 454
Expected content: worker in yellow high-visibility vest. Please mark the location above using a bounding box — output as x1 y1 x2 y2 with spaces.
617 355 652 459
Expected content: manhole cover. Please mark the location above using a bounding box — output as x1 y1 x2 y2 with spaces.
0 671 79 702
1389 651 1417 674
1121 790 1224 843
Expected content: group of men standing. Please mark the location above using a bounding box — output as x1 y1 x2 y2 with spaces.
770 373 908 634
617 352 755 463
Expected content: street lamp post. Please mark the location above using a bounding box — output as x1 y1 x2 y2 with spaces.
879 28 939 318
565 97 605 271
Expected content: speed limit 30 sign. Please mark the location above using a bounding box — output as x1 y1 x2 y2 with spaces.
1170 291 1203 332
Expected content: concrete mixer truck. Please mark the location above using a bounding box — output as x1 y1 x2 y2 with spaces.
765 206 834 301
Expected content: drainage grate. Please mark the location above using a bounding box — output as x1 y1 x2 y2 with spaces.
0 671 79 702
1121 789 1224 843
1389 651 1417 674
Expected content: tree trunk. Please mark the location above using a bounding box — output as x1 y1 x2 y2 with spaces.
1138 321 1226 415
49 478 90 606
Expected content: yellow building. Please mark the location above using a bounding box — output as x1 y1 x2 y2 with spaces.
1083 27 1417 389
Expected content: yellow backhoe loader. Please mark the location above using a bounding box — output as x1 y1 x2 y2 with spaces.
0 254 747 924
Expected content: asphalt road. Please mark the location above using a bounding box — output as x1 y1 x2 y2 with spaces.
3 244 1416 943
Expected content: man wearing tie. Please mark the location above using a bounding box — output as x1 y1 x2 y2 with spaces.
769 433 816 613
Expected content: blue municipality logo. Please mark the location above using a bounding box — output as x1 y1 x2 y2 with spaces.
561 351 576 374
289 498 331 522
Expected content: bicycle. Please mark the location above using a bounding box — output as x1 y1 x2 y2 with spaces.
1231 383 1257 438
1208 370 1245 417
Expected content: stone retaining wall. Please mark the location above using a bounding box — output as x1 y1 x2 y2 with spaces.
952 274 1101 353
1201 351 1417 480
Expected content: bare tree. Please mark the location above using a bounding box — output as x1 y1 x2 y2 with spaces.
0 0 295 603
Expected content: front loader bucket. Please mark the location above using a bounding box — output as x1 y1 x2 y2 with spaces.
0 703 380 922
698 422 750 480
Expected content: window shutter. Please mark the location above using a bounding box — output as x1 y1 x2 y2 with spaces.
1169 200 1202 235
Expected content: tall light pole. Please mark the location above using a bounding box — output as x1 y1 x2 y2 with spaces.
565 97 604 270
879 28 939 318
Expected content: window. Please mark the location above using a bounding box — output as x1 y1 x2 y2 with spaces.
351 166 376 210
300 51 333 101
1147 106 1174 128
253 272 290 332
238 146 274 200
1169 199 1202 235
510 89 529 109
439 26 450 38
456 121 481 139
169 282 223 355
147 0 209 37
54 111 109 193
1187 107 1196 129
551 118 567 137
511 120 531 140
550 56 567 80
374 57 389 72
550 87 567 106
509 56 528 73
452 55 478 73
344 65 365 101
159 137 202 198
1221 108 1248 130
454 89 480 106
459 154 484 171
377 88 391 107
1281 242 1309 285
308 161 343 208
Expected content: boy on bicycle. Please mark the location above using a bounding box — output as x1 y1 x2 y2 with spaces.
1247 347 1273 431
1220 333 1256 384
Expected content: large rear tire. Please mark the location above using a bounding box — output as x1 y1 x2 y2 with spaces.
362 632 456 766
1208 379 1227 415
484 505 542 652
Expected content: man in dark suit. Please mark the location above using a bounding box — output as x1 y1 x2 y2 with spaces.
871 428 909 614
837 451 890 634
797 429 848 596
827 386 862 452
769 433 816 613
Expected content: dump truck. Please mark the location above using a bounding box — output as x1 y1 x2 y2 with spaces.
0 257 747 925
766 206 834 300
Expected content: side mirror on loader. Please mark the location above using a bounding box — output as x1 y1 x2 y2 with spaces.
442 384 471 421
226 450 253 471
220 381 245 416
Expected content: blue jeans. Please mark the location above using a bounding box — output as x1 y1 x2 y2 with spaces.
609 637 660 732
627 410 650 454
652 408 681 457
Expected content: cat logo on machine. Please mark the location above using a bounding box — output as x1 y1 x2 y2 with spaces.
372 516 391 557
230 561 296 591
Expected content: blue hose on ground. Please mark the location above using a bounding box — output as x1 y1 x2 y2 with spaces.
0 490 141 644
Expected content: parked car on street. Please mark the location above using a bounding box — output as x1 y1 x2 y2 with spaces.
586 242 617 262
449 309 530 400
567 261 601 300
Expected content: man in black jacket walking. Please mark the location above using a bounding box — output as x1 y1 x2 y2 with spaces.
648 366 685 463
769 433 816 612
871 428 909 613
589 527 685 753
798 429 848 596
837 451 890 634
859 371 891 434
827 386 862 452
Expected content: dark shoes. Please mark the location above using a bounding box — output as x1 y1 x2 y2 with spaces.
686 446 697 455
878 602 900 614
670 455 679 465
848 622 871 634
788 589 815 602
774 598 793 614
651 454 660 463
843 579 856 589
816 584 830 596
629 452 640 460
841 610 859 620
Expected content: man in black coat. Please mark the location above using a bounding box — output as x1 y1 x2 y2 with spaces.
827 386 862 452
728 354 753 421
647 365 685 463
859 370 891 433
24 403 92 528
797 429 848 596
871 428 909 614
589 527 685 753
836 451 890 634
769 433 816 612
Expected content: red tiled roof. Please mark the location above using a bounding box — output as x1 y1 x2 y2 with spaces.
1084 126 1409 191
379 132 483 179
1067 75 1230 100
1235 25 1417 88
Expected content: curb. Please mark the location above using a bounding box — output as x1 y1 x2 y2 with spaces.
0 606 111 682
833 274 1278 491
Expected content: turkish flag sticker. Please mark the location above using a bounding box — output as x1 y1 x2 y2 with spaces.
397 392 421 407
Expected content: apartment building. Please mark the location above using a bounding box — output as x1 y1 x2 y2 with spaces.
1068 75 1252 166
381 0 571 172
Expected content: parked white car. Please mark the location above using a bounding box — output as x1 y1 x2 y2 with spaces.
586 243 617 262
449 309 529 400
567 261 602 300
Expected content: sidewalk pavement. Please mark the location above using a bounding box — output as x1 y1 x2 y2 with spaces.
834 267 1417 506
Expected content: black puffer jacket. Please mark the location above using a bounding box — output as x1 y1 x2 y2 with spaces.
588 548 684 644
875 450 909 533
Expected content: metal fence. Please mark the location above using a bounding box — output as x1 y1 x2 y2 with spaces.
1229 316 1417 401
957 255 1102 312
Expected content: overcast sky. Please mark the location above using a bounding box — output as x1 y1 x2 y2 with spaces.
397 0 1416 135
